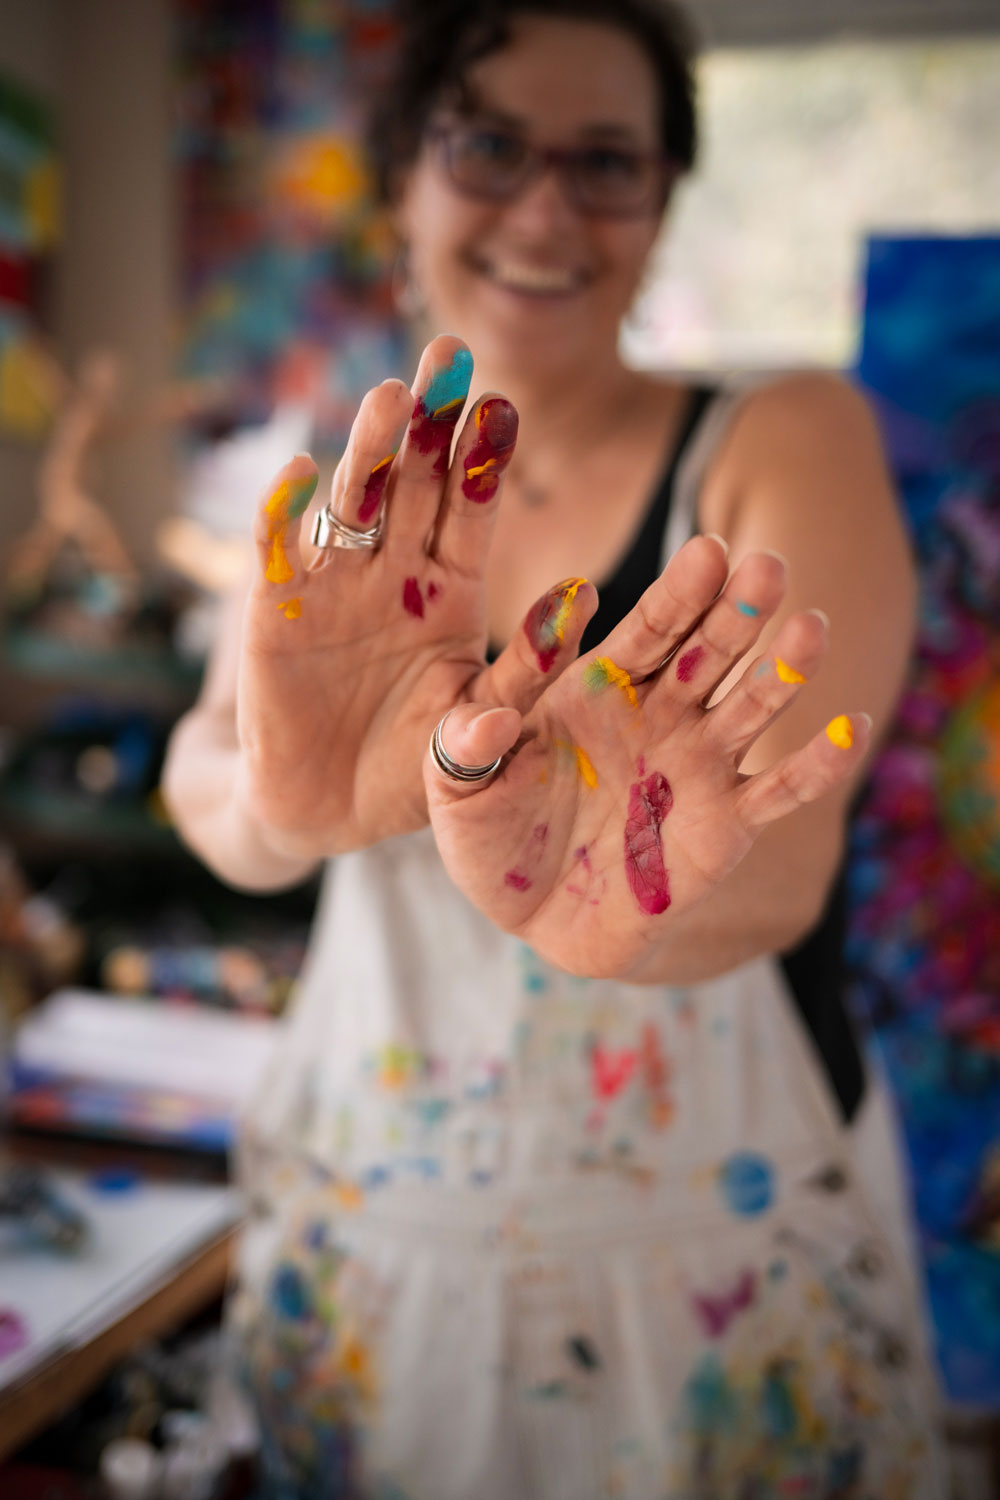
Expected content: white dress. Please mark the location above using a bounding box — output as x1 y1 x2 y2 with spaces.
230 386 948 1500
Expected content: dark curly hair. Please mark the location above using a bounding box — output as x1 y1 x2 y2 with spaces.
367 0 699 205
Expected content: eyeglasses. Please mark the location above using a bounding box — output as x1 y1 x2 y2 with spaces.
426 119 675 219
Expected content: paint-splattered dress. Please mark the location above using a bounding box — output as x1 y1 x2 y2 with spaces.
232 385 947 1500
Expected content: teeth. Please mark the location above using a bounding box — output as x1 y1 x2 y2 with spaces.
490 262 578 293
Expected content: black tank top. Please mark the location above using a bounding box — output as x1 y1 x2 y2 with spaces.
578 385 865 1122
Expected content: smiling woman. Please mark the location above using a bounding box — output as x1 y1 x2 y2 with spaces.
162 1 948 1495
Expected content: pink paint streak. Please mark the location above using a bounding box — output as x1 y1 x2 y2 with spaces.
358 458 392 524
624 771 673 915
504 822 548 893
410 396 461 477
402 577 424 618
427 581 440 601
676 645 705 683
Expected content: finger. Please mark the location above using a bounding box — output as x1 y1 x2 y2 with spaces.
737 712 873 835
596 533 731 682
704 608 829 761
425 704 522 803
432 394 518 574
326 379 412 536
387 336 474 554
482 576 599 711
251 454 319 620
658 550 788 707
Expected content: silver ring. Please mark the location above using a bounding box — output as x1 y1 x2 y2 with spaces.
312 504 382 550
429 713 503 784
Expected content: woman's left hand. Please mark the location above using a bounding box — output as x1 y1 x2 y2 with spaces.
425 534 871 978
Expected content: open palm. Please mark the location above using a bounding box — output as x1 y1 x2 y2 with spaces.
426 537 869 977
237 336 594 858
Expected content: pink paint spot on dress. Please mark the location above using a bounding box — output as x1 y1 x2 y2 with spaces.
358 455 393 524
624 771 673 915
504 823 548 893
591 1043 637 1099
690 1269 757 1339
676 645 704 683
403 577 424 618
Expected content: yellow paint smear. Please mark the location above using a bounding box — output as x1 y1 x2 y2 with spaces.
826 714 854 749
371 453 393 473
584 656 638 708
573 745 598 789
775 657 807 685
466 456 501 478
278 597 302 620
432 395 464 419
548 577 586 645
265 478 297 583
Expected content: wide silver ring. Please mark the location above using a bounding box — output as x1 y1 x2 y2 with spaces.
429 713 503 784
312 504 382 550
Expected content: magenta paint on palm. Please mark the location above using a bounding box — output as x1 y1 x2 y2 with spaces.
624 770 673 915
403 577 424 618
676 645 704 683
505 823 548 892
357 455 393 524
461 397 518 502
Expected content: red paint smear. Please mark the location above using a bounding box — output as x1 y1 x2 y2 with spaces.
461 397 517 502
676 645 704 683
591 1043 637 1100
427 581 440 601
358 460 392 524
522 578 578 672
504 822 548 894
402 577 424 618
624 771 673 915
410 396 462 477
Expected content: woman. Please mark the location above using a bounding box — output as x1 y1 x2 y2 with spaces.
164 2 944 1495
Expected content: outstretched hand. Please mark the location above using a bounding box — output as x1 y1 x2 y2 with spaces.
235 336 597 859
425 535 871 978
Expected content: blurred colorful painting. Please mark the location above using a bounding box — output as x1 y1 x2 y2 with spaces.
173 0 404 453
850 235 1000 1406
0 73 60 438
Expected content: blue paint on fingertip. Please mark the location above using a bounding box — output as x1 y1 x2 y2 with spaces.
423 348 473 415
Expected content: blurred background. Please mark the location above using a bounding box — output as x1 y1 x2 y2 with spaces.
0 1 998 1495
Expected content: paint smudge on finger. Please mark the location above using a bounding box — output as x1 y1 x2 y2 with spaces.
264 470 319 583
583 656 638 708
676 645 705 683
403 577 424 618
277 597 302 620
410 349 474 475
573 745 598 789
357 453 394 525
524 578 587 671
505 823 548 892
735 599 760 618
826 714 854 749
565 843 605 904
775 657 807 685
462 397 517 502
624 770 673 915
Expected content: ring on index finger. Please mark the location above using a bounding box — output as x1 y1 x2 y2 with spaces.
312 504 383 550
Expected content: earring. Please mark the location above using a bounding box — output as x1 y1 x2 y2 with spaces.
391 243 427 320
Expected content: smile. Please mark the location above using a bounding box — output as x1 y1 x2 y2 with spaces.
477 257 587 296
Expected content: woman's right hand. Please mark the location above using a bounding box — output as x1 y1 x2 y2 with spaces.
235 335 596 860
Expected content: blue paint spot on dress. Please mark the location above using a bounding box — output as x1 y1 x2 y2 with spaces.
270 1262 312 1321
684 1353 738 1436
760 1359 798 1440
718 1152 776 1216
422 349 473 415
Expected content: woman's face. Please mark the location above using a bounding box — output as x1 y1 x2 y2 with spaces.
396 14 667 379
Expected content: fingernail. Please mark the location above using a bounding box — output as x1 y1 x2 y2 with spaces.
759 548 789 567
705 532 729 556
806 607 830 628
858 711 873 732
